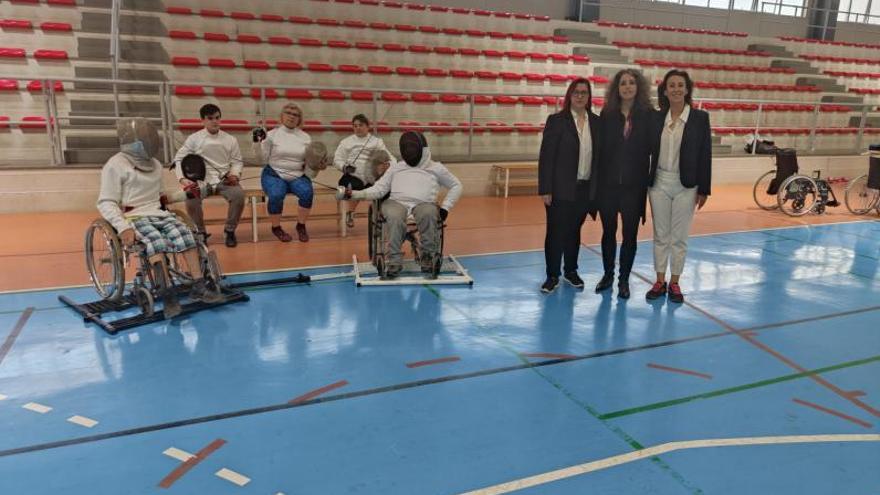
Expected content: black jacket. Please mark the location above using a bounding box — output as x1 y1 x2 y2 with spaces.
648 107 712 196
597 108 653 188
538 110 601 205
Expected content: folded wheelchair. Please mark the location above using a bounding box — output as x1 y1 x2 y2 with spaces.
353 199 473 286
59 209 248 334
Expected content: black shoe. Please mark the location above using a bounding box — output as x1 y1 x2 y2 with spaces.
541 276 559 294
617 279 630 299
383 265 402 280
224 230 237 248
190 279 223 304
595 272 614 292
563 271 584 289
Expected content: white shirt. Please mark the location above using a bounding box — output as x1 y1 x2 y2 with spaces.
352 148 463 213
254 126 311 180
659 105 691 173
173 129 243 185
333 133 394 183
97 153 169 233
571 110 593 180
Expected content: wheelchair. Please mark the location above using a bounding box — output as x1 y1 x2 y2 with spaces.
844 146 880 215
61 209 248 334
366 200 445 280
752 147 797 211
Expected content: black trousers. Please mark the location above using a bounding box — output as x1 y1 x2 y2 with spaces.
598 185 644 279
544 181 590 278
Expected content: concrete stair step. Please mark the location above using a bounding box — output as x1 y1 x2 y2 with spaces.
80 12 167 36
77 37 169 64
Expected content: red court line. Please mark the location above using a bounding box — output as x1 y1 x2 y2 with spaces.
288 380 349 405
792 398 873 429
406 356 461 368
158 438 226 489
647 363 713 380
583 243 880 419
522 353 577 360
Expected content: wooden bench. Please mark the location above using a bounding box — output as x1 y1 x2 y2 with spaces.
492 163 538 197
203 188 354 242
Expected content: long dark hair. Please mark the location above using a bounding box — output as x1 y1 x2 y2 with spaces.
602 69 652 116
657 69 694 111
561 77 592 113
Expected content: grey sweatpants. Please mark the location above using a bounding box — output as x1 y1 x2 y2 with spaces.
185 182 245 233
381 200 440 268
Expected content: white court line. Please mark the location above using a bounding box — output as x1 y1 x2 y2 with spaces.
215 468 251 486
66 415 98 428
162 447 195 462
21 402 52 414
457 434 880 495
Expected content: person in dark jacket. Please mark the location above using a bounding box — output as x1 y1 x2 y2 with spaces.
645 69 712 303
538 77 601 294
595 69 654 299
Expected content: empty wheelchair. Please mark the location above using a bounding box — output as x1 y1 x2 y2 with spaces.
752 147 798 211
777 170 841 216
844 145 880 215
366 200 445 280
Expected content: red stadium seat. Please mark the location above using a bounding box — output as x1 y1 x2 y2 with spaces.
204 32 230 42
368 65 393 75
0 79 19 91
475 71 498 80
382 43 406 52
423 68 447 78
339 64 364 73
21 116 49 129
308 63 334 72
396 66 420 76
277 61 303 71
472 95 492 105
440 94 466 104
409 45 431 53
442 28 464 36
344 20 368 28
459 48 480 57
394 24 417 32
290 16 313 24
169 30 197 40
493 96 518 104
269 36 294 45
244 60 270 70
47 0 77 5
260 14 284 22
518 96 544 106
450 70 473 79
319 90 345 100
327 40 352 49
230 11 255 20
175 85 205 97
250 88 278 99
351 91 374 101
419 26 440 34
214 87 243 98
208 58 236 68
0 19 33 29
355 42 379 50
434 46 457 55
172 56 200 67
236 34 261 44
299 38 323 47
382 92 409 102
412 93 438 103
0 116 8 129
285 89 313 99
26 80 63 92
199 9 225 18
166 6 192 15
33 50 68 60
370 22 392 30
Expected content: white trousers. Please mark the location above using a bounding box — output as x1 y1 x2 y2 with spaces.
649 169 697 276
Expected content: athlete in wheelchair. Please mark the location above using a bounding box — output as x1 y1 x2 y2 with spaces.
338 131 463 280
90 118 227 319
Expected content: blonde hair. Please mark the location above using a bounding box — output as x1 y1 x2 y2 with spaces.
280 102 304 129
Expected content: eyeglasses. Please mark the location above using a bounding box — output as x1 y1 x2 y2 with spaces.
571 90 590 97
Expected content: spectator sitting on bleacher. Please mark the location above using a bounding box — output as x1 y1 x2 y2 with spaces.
252 102 314 243
338 131 462 278
173 103 245 248
334 114 395 228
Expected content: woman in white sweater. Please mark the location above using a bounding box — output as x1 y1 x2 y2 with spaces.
254 103 313 242
334 114 394 228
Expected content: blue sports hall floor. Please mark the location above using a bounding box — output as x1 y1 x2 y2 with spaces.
0 220 878 494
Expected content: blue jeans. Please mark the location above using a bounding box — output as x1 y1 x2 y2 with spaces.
261 166 314 214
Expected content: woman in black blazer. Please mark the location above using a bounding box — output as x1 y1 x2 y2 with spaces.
645 69 712 303
595 69 654 299
538 77 601 293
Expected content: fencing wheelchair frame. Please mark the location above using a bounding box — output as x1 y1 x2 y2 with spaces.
353 199 473 286
59 209 248 334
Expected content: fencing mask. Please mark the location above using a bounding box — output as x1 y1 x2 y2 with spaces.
400 131 428 167
118 118 161 169
303 141 330 179
180 154 206 182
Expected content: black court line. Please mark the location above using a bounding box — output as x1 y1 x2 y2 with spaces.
0 307 34 367
3 300 880 460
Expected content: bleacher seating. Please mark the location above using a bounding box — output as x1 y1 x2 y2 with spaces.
0 0 876 167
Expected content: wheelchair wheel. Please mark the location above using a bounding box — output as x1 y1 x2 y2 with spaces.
203 250 224 290
752 170 779 210
133 285 154 317
844 174 879 215
85 219 125 300
777 174 817 217
367 204 376 260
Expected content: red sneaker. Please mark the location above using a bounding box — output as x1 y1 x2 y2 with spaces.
668 283 684 303
646 281 667 300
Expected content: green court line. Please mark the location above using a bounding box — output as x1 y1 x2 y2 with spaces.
600 354 880 420
425 287 704 494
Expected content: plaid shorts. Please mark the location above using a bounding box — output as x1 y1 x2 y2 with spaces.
130 215 196 257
